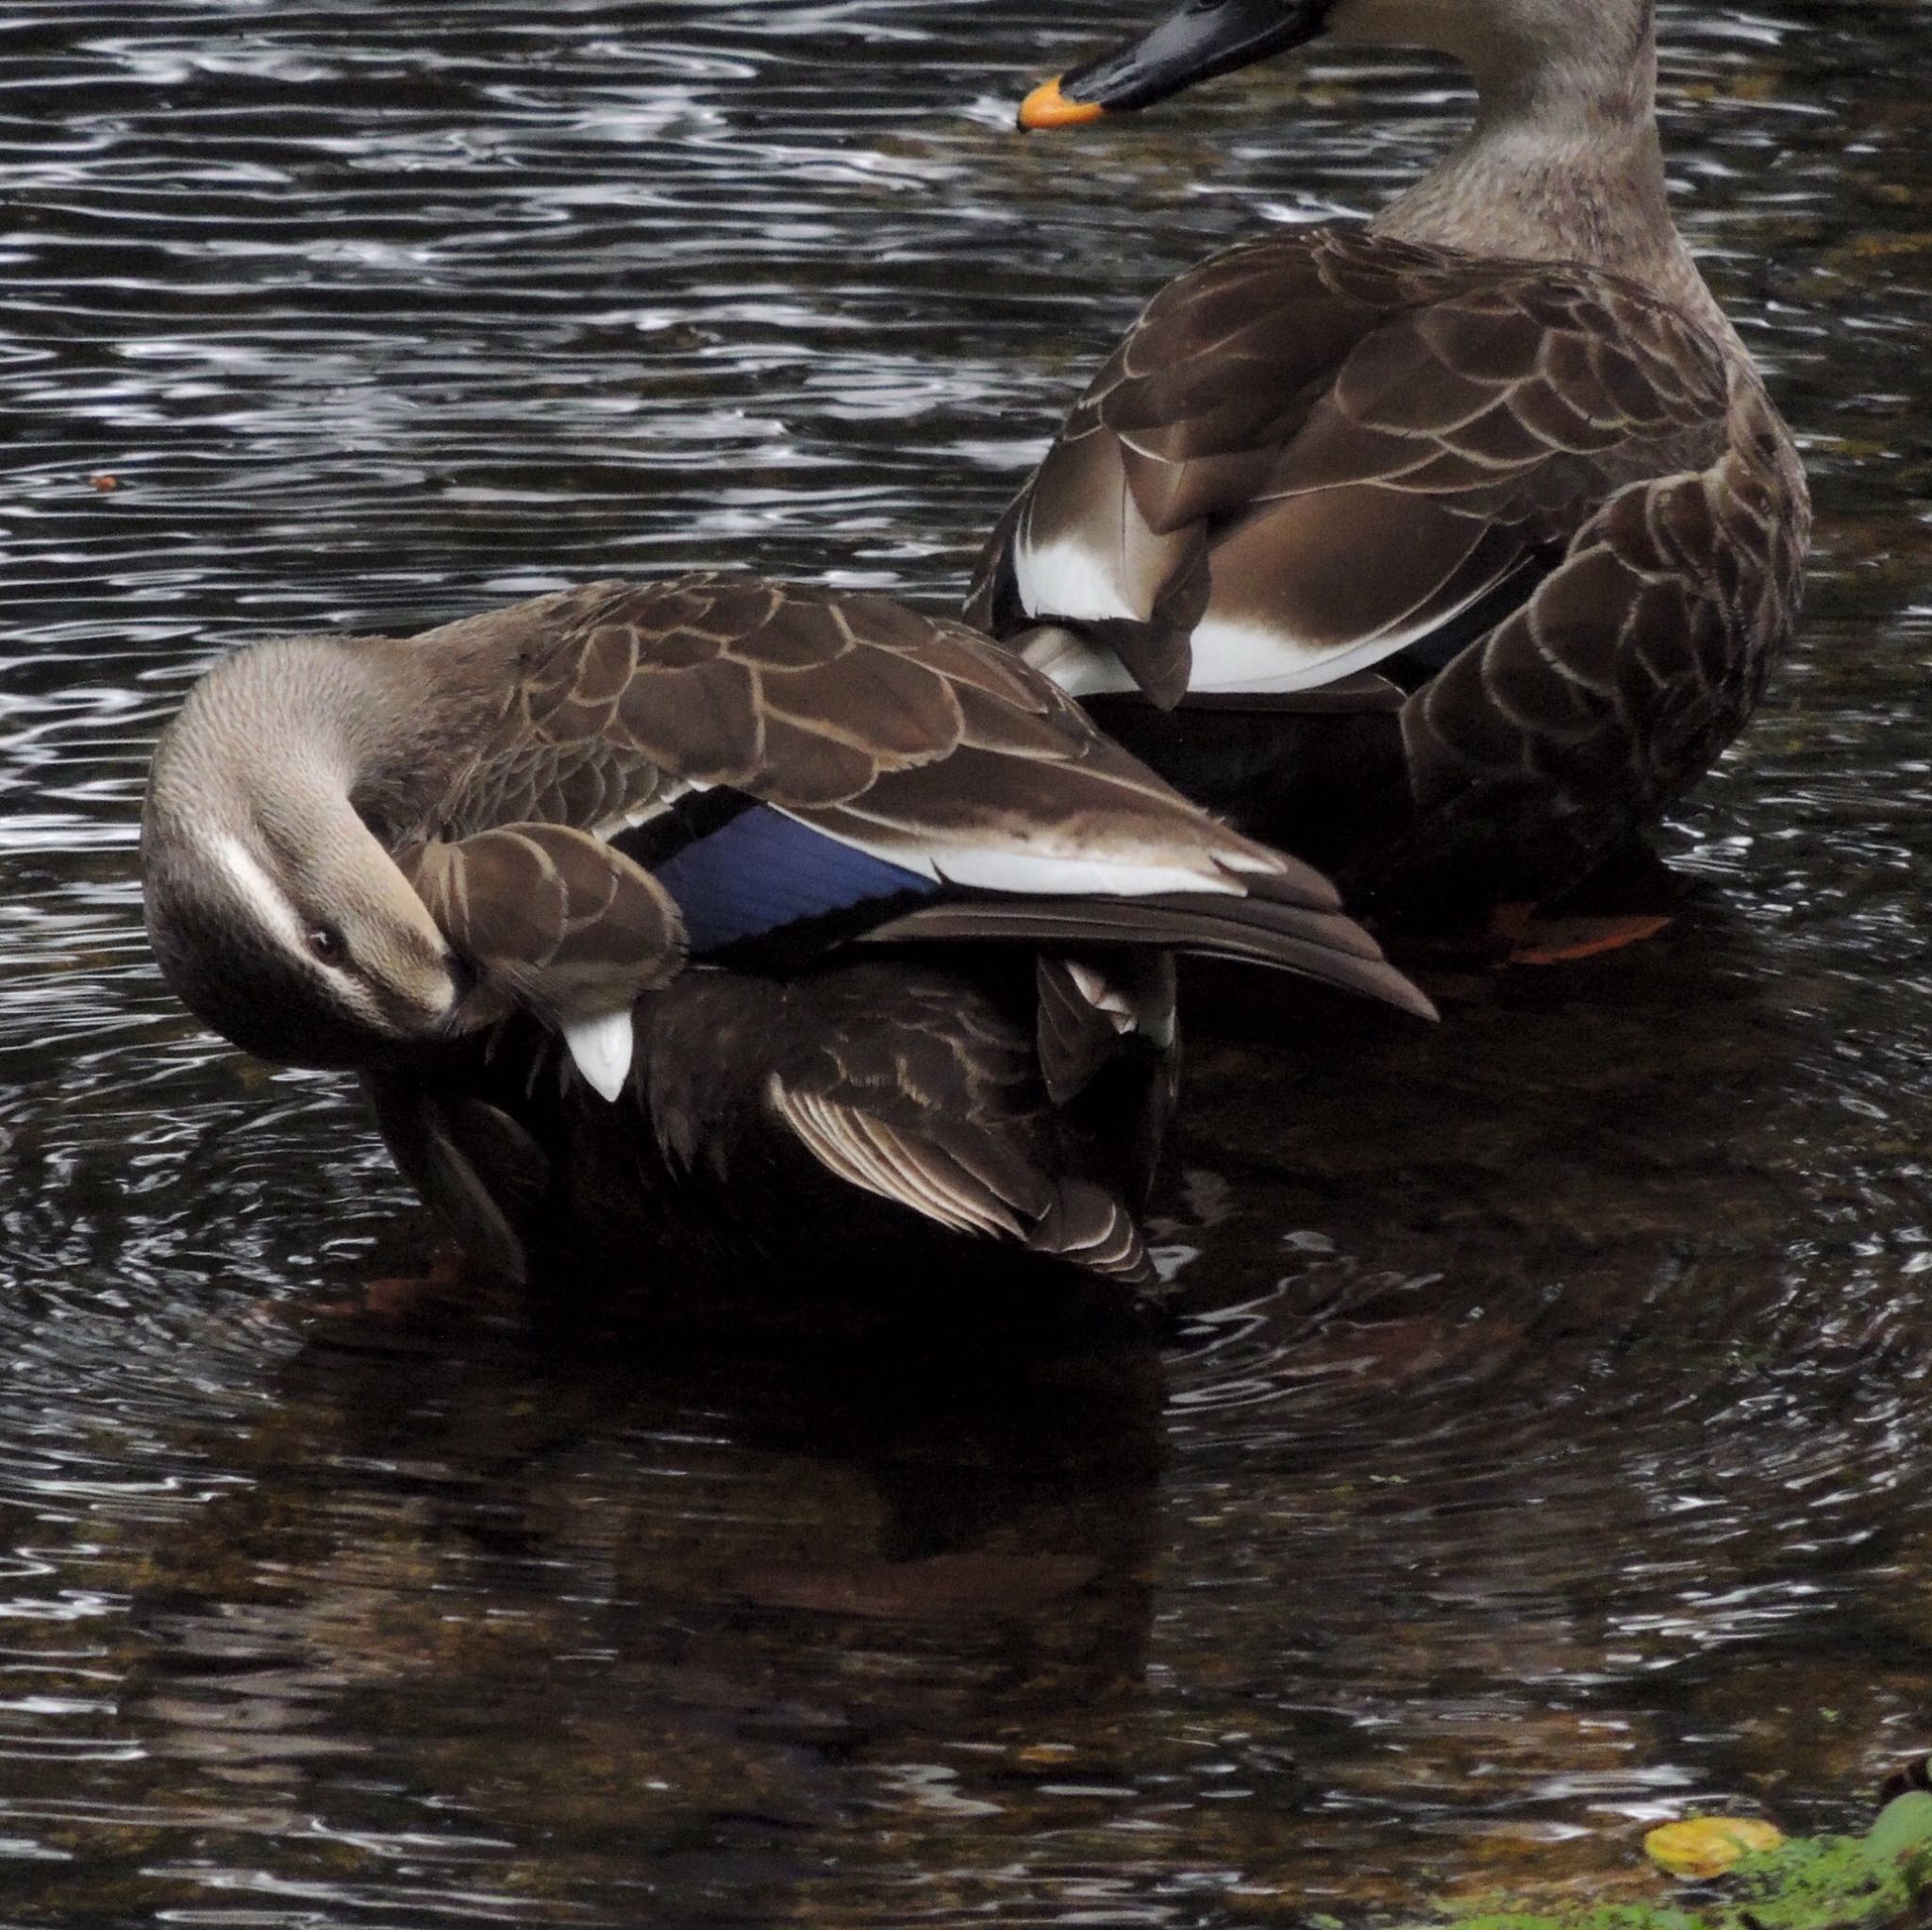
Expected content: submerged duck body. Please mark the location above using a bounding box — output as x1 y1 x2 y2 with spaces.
969 0 1809 918
364 956 1181 1308
142 574 1427 1292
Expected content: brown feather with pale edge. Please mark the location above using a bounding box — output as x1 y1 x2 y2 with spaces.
966 225 1807 908
405 824 687 1030
763 976 1162 1284
1034 953 1175 1106
417 575 1349 917
371 965 1170 1290
869 892 1433 1021
754 960 1164 1284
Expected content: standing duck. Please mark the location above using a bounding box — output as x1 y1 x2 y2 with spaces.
142 574 1428 1295
967 0 1809 931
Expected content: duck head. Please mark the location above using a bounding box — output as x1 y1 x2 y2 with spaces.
142 644 464 1071
1019 0 1656 127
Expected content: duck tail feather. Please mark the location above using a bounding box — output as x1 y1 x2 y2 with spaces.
862 894 1436 1021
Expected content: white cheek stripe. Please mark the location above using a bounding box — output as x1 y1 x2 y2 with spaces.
204 829 439 1040
211 833 306 948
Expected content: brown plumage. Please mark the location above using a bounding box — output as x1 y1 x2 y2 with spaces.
405 824 688 1039
365 959 1179 1294
971 0 1810 918
143 573 1429 1292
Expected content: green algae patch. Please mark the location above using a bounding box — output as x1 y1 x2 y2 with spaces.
1435 1907 1706 1930
1416 1794 1932 1930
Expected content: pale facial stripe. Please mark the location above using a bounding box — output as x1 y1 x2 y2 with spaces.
210 832 306 950
208 830 398 1032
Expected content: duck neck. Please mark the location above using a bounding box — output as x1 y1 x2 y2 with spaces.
1365 8 1732 350
142 641 402 979
172 636 452 854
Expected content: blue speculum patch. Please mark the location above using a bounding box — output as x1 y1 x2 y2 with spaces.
650 804 937 956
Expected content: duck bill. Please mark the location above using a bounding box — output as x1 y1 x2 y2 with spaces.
1020 0 1331 127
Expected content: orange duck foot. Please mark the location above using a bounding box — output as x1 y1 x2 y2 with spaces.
1490 902 1674 966
310 1245 478 1324
1386 903 1674 973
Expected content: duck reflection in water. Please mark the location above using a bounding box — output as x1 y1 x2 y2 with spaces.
116 1315 1168 1888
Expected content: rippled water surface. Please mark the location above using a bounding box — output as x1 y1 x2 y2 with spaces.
3 2 1931 1923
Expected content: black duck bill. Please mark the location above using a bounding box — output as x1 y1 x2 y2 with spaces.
1020 0 1333 127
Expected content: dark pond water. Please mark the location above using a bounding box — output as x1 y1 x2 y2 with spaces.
4 2 1932 1923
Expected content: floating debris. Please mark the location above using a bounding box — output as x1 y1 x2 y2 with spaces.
1645 1817 1788 1879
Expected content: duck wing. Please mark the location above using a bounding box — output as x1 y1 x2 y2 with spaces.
965 222 1732 705
404 824 687 1101
439 572 1274 876
1382 396 1807 900
420 574 1429 1016
764 981 1153 1284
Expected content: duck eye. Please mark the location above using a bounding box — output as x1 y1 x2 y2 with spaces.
307 926 347 966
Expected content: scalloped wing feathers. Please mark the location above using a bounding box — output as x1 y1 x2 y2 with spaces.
762 975 1155 1283
1383 377 1811 899
967 223 1741 702
405 823 687 1026
423 574 1344 914
377 574 1430 1107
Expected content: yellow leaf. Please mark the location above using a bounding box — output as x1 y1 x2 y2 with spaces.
1644 1817 1786 1878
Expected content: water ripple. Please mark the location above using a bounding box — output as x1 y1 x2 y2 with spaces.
0 1 1928 1923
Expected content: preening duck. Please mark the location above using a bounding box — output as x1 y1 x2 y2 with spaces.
968 0 1809 923
142 574 1429 1290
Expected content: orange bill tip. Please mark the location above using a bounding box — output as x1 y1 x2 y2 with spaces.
1018 75 1106 130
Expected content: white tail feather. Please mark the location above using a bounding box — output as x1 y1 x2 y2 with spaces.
563 1010 634 1104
